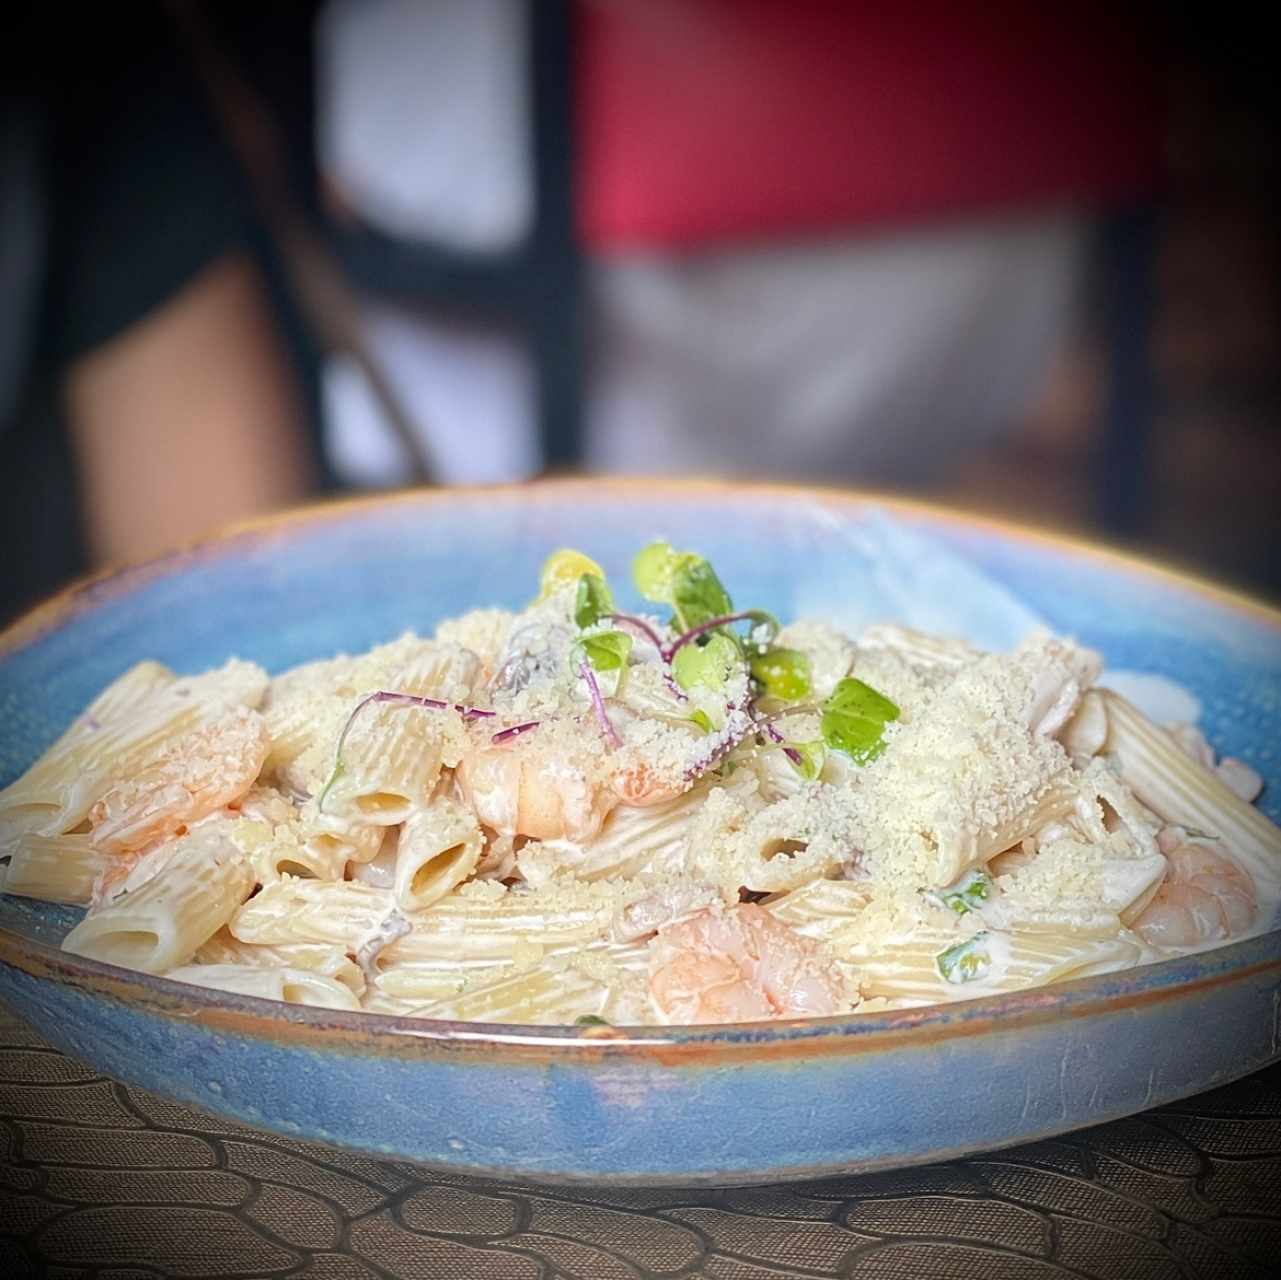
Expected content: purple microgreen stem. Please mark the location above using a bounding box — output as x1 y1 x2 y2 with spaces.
491 720 541 745
606 612 666 651
317 689 496 814
755 702 822 728
579 660 622 750
664 610 778 662
754 710 804 766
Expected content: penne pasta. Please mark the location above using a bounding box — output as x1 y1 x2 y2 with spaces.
3 834 112 906
374 957 509 1002
165 963 361 1010
193 929 365 996
765 879 873 942
1103 691 1281 898
3 541 1275 1026
229 878 395 950
394 799 483 911
61 830 254 973
410 960 610 1024
525 785 710 885
848 926 1140 1004
0 659 267 854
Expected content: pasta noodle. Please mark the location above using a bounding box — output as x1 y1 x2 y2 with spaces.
1103 691 1281 898
61 830 254 973
165 964 361 1010
394 798 483 911
3 541 1276 1026
3 834 112 906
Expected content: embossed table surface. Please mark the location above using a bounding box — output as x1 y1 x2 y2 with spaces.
2 1010 1279 1280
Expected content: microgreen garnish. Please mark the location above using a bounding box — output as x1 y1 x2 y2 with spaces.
538 548 605 602
750 647 812 701
632 540 735 632
759 718 824 779
936 933 993 985
574 573 614 630
672 631 739 693
671 558 735 631
605 612 665 651
571 630 634 698
927 869 993 917
665 610 779 662
578 661 622 749
689 709 714 734
632 540 698 606
491 721 540 745
317 690 495 814
820 678 900 765
785 740 826 781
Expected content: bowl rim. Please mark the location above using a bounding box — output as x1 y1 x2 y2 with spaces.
2 477 1279 1060
4 477 1279 659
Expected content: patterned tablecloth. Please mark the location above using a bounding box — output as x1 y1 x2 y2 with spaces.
1 1006 1277 1280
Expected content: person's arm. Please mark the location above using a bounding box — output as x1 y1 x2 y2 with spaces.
65 250 316 566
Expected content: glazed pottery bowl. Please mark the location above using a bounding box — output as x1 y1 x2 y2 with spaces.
1 480 1278 1185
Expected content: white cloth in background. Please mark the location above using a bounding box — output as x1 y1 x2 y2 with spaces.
316 0 531 251
316 1 1087 487
587 213 1087 482
321 304 538 487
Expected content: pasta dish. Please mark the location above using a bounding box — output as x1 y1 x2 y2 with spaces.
1 544 1277 1025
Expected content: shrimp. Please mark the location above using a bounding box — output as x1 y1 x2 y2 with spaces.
456 744 618 843
456 733 681 844
1130 843 1257 948
648 904 845 1024
90 705 269 855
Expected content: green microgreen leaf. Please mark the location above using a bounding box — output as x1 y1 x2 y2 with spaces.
936 933 993 985
689 709 714 734
632 540 695 603
820 677 900 765
670 558 734 631
632 540 735 632
750 648 812 701
672 631 740 693
574 572 614 630
570 630 633 698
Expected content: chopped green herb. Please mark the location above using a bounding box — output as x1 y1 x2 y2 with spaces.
574 572 614 630
820 677 900 764
571 630 633 698
672 631 739 693
936 933 993 985
750 648 812 701
931 869 993 916
575 1014 609 1026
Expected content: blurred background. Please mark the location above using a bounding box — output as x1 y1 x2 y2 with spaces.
2 0 1277 624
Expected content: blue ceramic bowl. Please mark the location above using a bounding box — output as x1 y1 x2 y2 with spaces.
1 481 1279 1186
